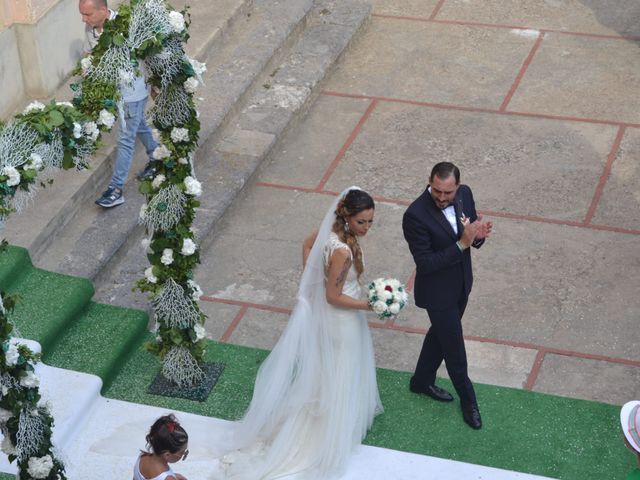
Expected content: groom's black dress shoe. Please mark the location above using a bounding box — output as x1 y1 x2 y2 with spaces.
409 377 454 402
461 403 482 430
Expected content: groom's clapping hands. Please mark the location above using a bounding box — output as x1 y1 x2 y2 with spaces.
474 214 493 240
460 215 492 248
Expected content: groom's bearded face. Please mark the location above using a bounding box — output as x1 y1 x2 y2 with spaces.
430 175 458 209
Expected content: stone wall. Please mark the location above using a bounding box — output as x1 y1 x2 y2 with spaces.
0 0 84 119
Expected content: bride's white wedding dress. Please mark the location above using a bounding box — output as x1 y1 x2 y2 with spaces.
214 188 383 480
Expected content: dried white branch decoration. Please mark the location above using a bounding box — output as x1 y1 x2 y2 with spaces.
162 346 205 387
140 184 186 232
16 408 46 461
0 123 40 169
153 278 200 329
148 85 192 128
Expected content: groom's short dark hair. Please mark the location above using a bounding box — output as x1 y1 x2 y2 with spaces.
430 162 460 185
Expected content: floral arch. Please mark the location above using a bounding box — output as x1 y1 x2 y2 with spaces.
0 0 208 476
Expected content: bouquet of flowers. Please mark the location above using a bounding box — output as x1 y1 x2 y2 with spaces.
367 278 409 319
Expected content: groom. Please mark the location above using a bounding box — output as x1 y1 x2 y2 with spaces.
402 162 492 430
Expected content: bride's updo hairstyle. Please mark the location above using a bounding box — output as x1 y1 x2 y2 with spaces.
333 189 375 278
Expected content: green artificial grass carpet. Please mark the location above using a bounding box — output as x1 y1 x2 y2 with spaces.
105 340 635 480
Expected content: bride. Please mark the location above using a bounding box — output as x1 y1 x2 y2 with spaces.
217 187 383 479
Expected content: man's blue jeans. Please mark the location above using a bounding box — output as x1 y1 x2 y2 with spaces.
110 97 157 189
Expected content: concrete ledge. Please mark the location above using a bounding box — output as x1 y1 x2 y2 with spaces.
0 27 25 117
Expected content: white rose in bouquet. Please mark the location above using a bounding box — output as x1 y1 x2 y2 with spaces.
372 301 387 315
388 278 401 289
389 303 401 315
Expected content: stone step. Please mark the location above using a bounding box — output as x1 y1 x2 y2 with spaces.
0 246 149 390
47 0 318 285
0 0 253 269
92 0 372 310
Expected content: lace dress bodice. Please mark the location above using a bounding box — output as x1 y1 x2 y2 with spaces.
323 232 361 298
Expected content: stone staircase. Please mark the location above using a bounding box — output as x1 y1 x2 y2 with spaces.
0 245 149 393
1 0 370 311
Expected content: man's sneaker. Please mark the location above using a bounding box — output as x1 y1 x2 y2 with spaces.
137 162 155 181
95 187 124 208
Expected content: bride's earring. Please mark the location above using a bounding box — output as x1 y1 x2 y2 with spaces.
344 221 349 232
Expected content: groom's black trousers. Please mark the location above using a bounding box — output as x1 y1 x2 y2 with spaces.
414 289 477 406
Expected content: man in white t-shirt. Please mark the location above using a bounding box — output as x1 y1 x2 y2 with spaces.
79 0 157 207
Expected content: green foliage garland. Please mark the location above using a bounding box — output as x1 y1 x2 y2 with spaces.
0 287 66 479
0 0 209 476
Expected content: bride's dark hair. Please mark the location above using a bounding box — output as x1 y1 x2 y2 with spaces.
333 189 375 278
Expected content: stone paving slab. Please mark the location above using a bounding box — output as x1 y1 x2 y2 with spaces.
198 300 240 341
507 33 640 124
592 127 640 230
437 0 640 37
227 307 290 350
321 101 617 221
324 17 536 109
257 94 371 187
468 217 640 361
456 339 538 389
370 0 440 18
534 353 640 405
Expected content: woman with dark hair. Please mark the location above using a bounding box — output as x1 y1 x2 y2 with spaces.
217 187 383 479
134 414 189 480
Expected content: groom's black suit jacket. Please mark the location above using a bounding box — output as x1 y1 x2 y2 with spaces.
403 185 483 311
